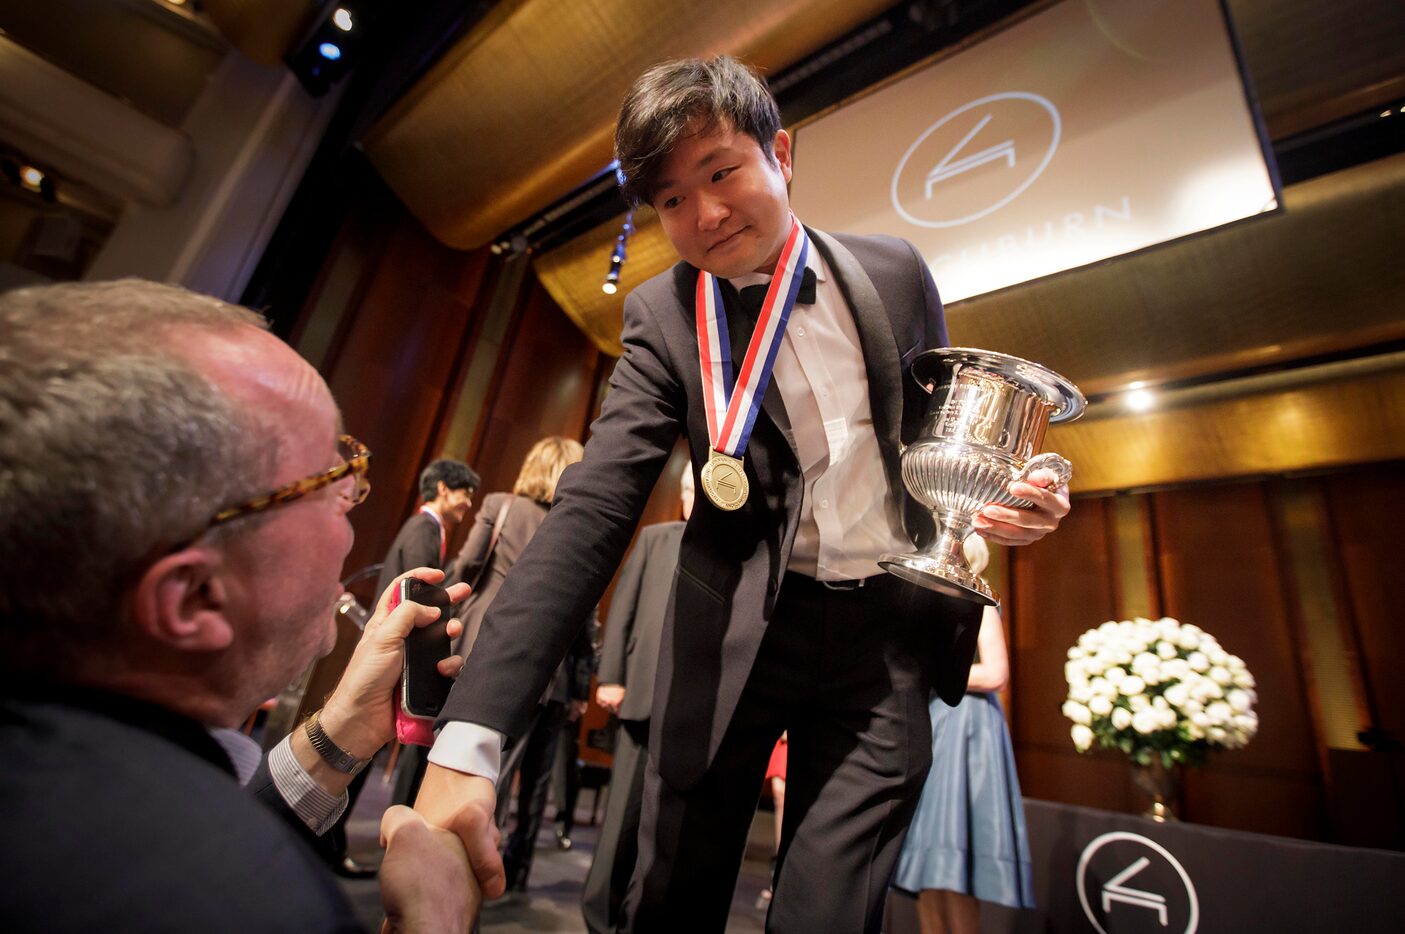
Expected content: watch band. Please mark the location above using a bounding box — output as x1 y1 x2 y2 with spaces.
303 710 370 775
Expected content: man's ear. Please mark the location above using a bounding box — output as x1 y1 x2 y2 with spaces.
436 480 451 501
128 548 234 651
772 129 793 184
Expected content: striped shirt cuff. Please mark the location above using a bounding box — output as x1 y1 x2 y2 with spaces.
268 735 349 836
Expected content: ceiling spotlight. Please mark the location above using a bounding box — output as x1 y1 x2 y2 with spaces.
19 166 44 192
318 42 342 61
333 8 354 31
1125 388 1156 412
602 281 618 295
490 242 504 255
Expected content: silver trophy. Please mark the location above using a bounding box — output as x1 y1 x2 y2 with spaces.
880 348 1085 606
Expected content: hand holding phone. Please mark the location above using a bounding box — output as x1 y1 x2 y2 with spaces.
389 577 455 746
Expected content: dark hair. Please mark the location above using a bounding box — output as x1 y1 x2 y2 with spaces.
419 459 480 500
615 55 781 207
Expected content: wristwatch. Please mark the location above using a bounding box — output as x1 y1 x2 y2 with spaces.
303 710 371 776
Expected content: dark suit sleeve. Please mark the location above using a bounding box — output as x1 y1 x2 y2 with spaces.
439 290 685 742
598 534 649 686
907 237 949 349
246 754 336 860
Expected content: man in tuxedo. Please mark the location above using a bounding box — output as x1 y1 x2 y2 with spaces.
413 56 1070 932
582 469 693 933
0 279 473 933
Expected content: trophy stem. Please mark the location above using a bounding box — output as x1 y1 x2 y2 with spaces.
879 517 997 606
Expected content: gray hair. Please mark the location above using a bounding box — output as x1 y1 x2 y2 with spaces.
0 279 280 669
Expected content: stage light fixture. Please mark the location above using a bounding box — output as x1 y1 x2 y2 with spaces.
1125 388 1156 412
318 42 342 61
333 8 354 31
19 166 44 192
602 281 618 295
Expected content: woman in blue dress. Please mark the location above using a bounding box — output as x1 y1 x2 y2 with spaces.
892 535 1036 933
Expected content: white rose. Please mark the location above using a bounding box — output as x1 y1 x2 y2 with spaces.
1191 711 1211 729
1132 652 1158 671
1210 666 1233 686
1151 695 1169 711
1209 647 1228 666
1179 630 1202 650
1130 694 1150 711
1098 621 1119 636
1227 654 1247 671
1233 670 1256 690
1208 726 1227 743
1067 646 1086 660
1105 667 1127 685
1164 683 1191 709
1157 640 1178 660
1069 683 1093 703
1089 695 1113 717
1062 701 1092 725
1161 659 1189 681
1159 708 1178 730
1071 724 1094 751
1182 698 1203 715
1228 689 1252 713
1141 666 1162 686
1064 660 1086 683
1188 652 1210 672
1132 708 1163 735
1111 707 1133 730
1119 676 1147 698
1090 678 1117 700
1234 712 1259 734
1114 650 1134 666
1185 720 1205 740
1207 701 1233 726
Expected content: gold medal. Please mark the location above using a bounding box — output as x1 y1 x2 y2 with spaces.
700 449 748 511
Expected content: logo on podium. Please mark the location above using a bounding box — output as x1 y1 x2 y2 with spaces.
1077 831 1199 933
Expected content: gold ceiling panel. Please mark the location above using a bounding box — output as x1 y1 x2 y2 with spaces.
1052 354 1405 494
945 152 1405 397
533 207 677 357
203 0 318 66
364 0 894 249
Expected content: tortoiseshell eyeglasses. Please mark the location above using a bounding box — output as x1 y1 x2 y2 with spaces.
207 434 371 529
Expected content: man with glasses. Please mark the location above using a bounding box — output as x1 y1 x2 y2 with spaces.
0 279 474 933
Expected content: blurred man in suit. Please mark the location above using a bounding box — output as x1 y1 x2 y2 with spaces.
582 468 693 934
0 279 474 933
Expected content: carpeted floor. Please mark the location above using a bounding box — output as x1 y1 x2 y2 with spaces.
336 751 775 933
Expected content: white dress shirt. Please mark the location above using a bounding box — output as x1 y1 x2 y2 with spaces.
429 236 911 783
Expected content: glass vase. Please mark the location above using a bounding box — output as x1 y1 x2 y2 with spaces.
1129 757 1181 822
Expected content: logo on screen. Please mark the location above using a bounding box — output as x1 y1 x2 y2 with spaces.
1077 831 1199 934
891 92 1060 228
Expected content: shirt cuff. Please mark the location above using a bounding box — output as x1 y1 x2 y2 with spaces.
428 721 504 785
268 735 349 836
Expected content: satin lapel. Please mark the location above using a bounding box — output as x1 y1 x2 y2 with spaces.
717 277 797 456
807 228 905 501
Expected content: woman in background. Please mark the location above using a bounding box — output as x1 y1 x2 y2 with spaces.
892 535 1035 933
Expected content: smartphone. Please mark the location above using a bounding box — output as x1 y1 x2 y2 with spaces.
392 577 454 720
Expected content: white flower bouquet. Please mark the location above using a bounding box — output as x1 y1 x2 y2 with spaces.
1062 616 1258 768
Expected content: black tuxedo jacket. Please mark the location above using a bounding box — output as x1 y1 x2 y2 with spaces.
442 229 982 789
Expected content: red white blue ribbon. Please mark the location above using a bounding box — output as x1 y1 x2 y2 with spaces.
695 217 809 459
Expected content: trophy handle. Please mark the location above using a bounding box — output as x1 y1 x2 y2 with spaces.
1016 452 1073 489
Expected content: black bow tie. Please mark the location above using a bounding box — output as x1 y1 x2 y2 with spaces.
737 266 817 318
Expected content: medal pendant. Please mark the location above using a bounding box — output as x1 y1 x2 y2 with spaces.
701 449 749 511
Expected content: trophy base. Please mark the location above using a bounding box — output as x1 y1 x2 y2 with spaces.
879 553 998 606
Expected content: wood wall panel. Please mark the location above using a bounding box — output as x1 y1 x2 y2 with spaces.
1008 496 1122 809
1320 464 1405 744
305 208 494 585
1150 485 1328 839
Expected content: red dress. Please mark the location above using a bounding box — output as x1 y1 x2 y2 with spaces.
765 735 787 782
